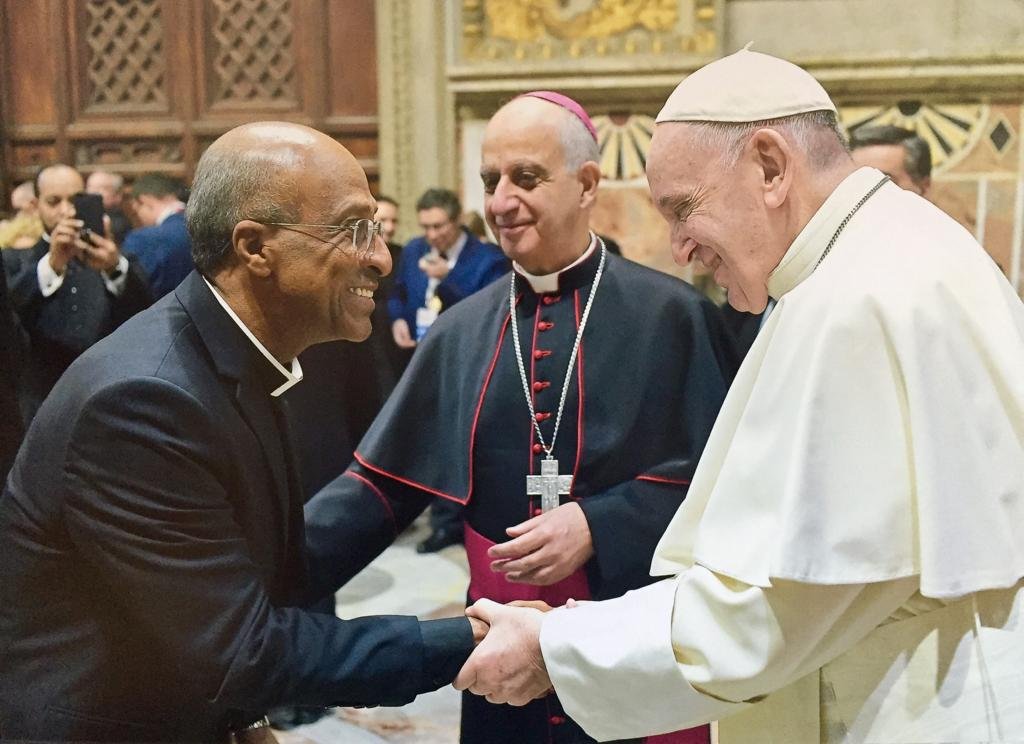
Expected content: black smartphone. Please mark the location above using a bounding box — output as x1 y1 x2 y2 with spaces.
71 192 105 242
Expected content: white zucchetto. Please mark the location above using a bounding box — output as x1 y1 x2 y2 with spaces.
657 46 837 124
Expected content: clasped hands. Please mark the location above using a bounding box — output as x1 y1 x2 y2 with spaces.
454 502 591 705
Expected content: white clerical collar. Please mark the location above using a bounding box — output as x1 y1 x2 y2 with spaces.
767 166 887 300
201 277 303 397
513 233 597 293
156 202 186 226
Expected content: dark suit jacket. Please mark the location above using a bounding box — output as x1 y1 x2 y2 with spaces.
2 236 152 423
0 258 24 483
122 211 195 299
387 229 508 331
0 272 472 742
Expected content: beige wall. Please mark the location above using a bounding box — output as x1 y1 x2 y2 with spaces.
377 0 1024 292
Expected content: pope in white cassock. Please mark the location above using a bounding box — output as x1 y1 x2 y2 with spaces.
454 48 1024 743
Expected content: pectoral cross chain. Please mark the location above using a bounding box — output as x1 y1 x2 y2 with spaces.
526 458 573 513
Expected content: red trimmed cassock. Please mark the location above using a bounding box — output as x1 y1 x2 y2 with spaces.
305 242 738 743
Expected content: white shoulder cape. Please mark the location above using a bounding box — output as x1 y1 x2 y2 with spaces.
652 168 1024 598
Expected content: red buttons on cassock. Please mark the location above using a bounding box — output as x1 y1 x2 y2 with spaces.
541 295 560 305
549 716 566 725
532 443 544 454
532 381 550 391
536 412 552 422
533 349 552 360
538 321 554 331
532 508 543 517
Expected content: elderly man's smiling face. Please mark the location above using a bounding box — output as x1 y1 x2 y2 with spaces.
647 123 783 313
479 98 596 275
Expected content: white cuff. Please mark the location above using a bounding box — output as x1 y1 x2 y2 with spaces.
102 255 130 296
540 579 743 741
37 254 65 297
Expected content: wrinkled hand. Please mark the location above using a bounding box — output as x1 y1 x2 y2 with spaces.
489 502 593 585
80 215 121 273
391 319 417 349
453 599 552 706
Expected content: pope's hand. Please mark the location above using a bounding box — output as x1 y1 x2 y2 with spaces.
488 502 593 585
453 599 552 706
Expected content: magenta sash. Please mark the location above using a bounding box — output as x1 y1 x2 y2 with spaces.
464 523 710 743
464 522 591 605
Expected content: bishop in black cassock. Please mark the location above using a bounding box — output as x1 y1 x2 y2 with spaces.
307 240 737 743
305 93 738 744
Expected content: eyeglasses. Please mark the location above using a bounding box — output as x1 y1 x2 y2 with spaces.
259 218 384 260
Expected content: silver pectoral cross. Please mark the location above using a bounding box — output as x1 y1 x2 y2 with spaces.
526 458 573 513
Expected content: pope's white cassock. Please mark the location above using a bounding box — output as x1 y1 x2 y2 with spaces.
539 52 1024 744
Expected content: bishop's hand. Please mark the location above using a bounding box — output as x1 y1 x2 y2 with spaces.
453 599 551 706
488 502 593 585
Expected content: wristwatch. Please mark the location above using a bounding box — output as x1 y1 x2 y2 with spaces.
105 255 127 280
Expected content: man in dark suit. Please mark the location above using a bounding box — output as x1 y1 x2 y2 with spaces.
0 122 481 743
2 164 152 424
122 172 196 298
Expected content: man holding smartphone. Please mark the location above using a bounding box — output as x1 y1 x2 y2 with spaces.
1 164 151 423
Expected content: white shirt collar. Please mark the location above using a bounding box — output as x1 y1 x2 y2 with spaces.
443 230 468 265
201 277 303 397
767 167 887 300
513 233 597 294
156 202 186 226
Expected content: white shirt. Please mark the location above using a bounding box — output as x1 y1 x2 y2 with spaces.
423 230 468 305
201 277 303 397
36 232 129 298
540 168 1024 741
513 233 597 294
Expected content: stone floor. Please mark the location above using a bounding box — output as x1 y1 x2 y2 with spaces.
274 517 468 744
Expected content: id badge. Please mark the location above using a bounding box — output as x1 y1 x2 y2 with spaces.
415 306 439 341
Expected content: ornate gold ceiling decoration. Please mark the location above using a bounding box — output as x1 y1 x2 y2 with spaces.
841 102 990 173
593 114 655 181
458 0 721 67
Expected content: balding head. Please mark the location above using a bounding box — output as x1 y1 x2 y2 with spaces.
187 121 367 276
490 96 599 173
86 170 124 209
35 165 84 232
10 181 36 213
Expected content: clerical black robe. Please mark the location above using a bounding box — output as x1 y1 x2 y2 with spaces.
305 246 738 744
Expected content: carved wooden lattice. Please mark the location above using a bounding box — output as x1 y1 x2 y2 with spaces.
84 0 167 108
210 0 296 104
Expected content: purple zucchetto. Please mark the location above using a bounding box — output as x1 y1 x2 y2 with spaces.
518 90 598 142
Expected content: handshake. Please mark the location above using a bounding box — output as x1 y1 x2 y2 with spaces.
454 597 579 706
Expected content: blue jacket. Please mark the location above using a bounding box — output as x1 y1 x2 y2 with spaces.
122 211 195 299
387 230 508 331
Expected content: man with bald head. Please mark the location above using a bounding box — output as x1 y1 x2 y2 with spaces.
0 123 482 742
305 93 735 742
455 49 1024 744
2 163 151 422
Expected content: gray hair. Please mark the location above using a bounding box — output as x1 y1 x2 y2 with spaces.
186 148 299 276
686 110 849 170
559 111 600 172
